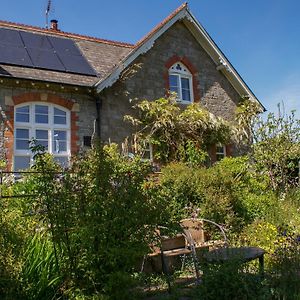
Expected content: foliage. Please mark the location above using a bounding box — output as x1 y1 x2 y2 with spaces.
22 233 61 300
235 97 263 145
19 143 165 298
156 156 275 233
251 106 300 191
0 186 27 299
268 231 300 299
124 96 233 164
195 262 268 300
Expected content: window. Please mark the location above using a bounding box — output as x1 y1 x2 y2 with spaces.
14 103 70 171
216 144 226 161
142 142 153 162
168 62 193 103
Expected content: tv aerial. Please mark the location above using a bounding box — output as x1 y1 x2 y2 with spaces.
45 0 53 28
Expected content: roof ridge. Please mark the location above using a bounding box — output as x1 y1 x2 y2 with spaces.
134 2 188 48
0 19 134 48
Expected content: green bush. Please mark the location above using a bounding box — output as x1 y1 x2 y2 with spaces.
157 156 276 233
194 262 268 300
18 144 166 298
268 232 300 299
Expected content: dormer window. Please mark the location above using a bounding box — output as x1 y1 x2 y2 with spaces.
168 62 193 103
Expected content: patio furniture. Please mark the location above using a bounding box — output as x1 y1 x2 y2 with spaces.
142 226 200 292
180 218 228 252
203 246 265 275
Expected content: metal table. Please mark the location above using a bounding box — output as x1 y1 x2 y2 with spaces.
203 246 265 274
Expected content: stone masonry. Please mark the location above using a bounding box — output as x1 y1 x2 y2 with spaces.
100 21 241 144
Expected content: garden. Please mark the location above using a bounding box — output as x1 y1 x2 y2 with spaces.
1 97 300 299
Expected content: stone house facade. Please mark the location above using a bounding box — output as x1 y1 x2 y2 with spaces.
0 3 263 171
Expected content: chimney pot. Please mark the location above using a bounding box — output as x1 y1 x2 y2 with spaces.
50 19 59 31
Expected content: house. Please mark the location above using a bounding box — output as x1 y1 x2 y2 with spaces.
0 3 263 171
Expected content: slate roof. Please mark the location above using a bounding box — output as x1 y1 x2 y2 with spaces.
0 3 262 109
0 20 133 86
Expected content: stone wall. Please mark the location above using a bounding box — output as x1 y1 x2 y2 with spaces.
100 21 241 144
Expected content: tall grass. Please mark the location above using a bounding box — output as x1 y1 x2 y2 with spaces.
22 233 62 300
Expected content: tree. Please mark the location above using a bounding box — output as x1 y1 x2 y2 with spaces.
251 106 300 191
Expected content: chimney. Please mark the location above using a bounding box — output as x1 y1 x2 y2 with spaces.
50 19 59 31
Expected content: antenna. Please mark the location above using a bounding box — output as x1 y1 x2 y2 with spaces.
45 0 52 28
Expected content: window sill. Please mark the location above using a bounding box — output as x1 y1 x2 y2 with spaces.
176 100 194 105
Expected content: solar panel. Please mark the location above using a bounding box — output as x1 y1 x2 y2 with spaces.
0 44 33 67
20 30 52 50
0 28 23 46
58 53 96 75
0 27 97 76
48 35 80 55
27 47 65 71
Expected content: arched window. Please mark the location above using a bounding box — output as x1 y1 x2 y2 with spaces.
168 62 193 103
14 102 70 171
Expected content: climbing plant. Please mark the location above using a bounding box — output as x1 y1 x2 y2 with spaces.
124 96 233 164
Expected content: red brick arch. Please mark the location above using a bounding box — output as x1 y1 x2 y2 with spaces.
12 92 75 110
164 55 201 102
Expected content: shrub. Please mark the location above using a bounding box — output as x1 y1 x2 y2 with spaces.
268 231 300 298
157 156 275 233
19 144 166 298
194 261 268 300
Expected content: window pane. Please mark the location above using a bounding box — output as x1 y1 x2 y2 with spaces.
169 74 179 88
54 108 66 124
35 114 48 124
35 105 48 124
182 89 191 102
54 107 66 116
54 116 66 125
16 128 29 139
16 106 29 113
53 141 66 152
181 78 190 90
36 129 48 150
54 130 67 140
216 145 225 154
14 156 30 171
35 105 48 114
53 130 67 152
36 129 48 139
16 106 30 123
16 140 30 150
16 113 29 123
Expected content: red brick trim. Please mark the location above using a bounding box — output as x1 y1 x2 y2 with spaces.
209 144 217 164
12 92 75 110
5 93 79 170
4 106 14 170
164 55 201 102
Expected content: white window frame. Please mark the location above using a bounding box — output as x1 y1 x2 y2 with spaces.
168 62 194 104
216 144 226 161
14 102 71 171
141 142 153 162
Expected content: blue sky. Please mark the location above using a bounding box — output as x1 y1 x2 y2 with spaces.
0 0 299 117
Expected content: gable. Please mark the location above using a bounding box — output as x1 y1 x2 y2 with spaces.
111 21 242 121
95 4 264 111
